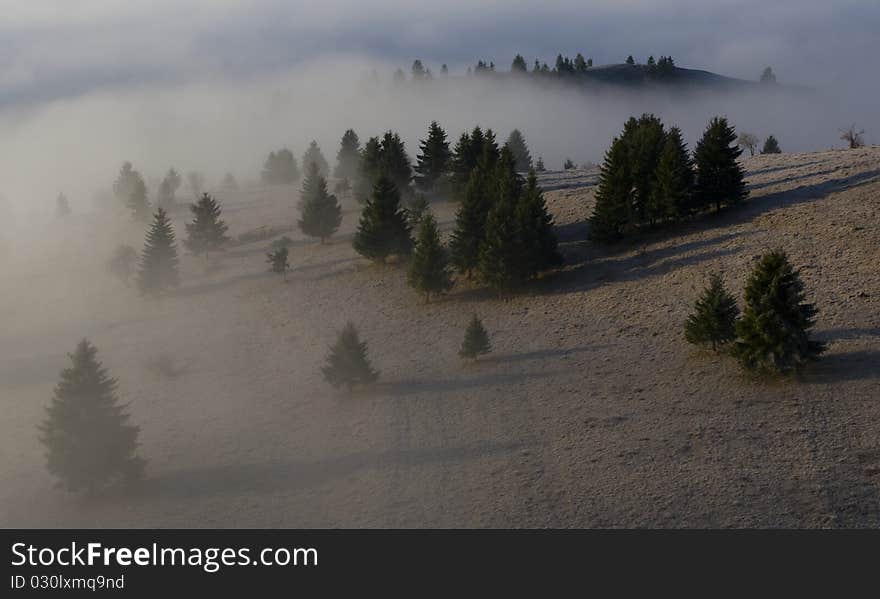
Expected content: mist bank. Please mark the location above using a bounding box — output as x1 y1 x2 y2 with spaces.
0 55 874 218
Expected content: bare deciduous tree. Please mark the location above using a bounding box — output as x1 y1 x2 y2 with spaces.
737 132 759 156
840 125 865 149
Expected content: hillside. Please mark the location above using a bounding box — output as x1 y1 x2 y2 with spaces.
1 147 879 527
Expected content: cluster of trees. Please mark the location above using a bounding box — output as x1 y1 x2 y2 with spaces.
261 142 331 187
591 115 748 242
685 250 824 375
737 132 782 156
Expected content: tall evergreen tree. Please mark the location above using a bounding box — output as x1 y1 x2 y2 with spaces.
322 322 379 391
731 250 825 374
590 137 632 243
107 244 138 286
127 174 151 222
266 246 289 280
302 141 329 177
623 114 666 225
516 170 561 275
137 208 180 296
684 274 740 351
334 129 361 181
262 148 299 185
184 193 230 256
459 315 491 360
407 213 453 301
298 162 342 243
648 127 694 223
157 168 182 210
505 129 533 172
113 162 140 206
535 156 546 172
450 165 491 276
511 54 528 73
353 175 413 262
414 121 452 192
693 116 748 212
356 132 413 200
39 339 144 493
762 135 782 154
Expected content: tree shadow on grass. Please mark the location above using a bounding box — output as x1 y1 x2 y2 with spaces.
374 369 567 398
803 350 880 384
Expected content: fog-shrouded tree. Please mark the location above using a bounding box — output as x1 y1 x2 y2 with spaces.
334 129 361 181
407 213 453 301
450 126 498 198
266 246 289 280
157 168 182 210
356 132 413 201
55 193 71 218
107 244 138 286
737 132 759 157
137 208 180 296
840 125 865 149
411 59 427 80
353 175 413 263
302 141 330 177
563 158 575 170
535 156 546 172
648 126 694 223
590 137 631 243
693 116 748 212
762 135 782 154
322 322 379 391
459 315 491 360
114 162 150 221
759 66 776 84
505 129 533 172
39 339 144 494
186 171 204 200
184 193 230 257
113 162 139 205
262 148 299 185
684 273 740 352
731 250 824 375
298 162 342 243
511 54 528 73
221 172 239 191
414 121 452 192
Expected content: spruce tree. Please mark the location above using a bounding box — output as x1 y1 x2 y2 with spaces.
762 135 782 154
184 193 230 257
511 54 528 73
321 322 379 391
266 246 289 279
450 165 491 276
516 170 561 276
407 213 453 301
355 132 413 200
302 140 329 177
334 129 361 181
648 127 694 223
39 339 144 493
107 244 138 286
222 172 239 191
693 116 748 212
459 315 491 360
137 208 180 296
157 168 182 210
477 150 526 294
623 114 665 226
353 175 413 263
414 121 452 192
126 172 151 222
684 274 740 351
590 137 632 243
505 129 533 172
535 156 546 172
731 250 825 375
262 148 299 185
298 162 342 243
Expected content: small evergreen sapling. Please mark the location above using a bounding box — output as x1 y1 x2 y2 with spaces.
459 315 491 360
762 135 782 154
39 339 144 494
184 193 230 257
407 213 453 301
266 246 290 280
322 322 380 391
684 274 740 351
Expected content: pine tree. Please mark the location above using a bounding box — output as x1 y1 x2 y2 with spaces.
321 322 379 391
302 141 329 177
334 129 361 181
459 315 491 360
762 135 782 154
107 244 138 286
505 129 533 172
298 162 342 243
731 250 825 375
407 213 453 301
184 193 230 256
535 156 546 172
511 54 528 73
113 162 139 206
684 274 740 351
137 208 180 296
516 170 561 276
623 114 665 226
693 116 748 212
590 137 632 243
414 121 452 192
39 339 144 493
262 148 299 185
626 55 635 65
266 246 289 279
450 165 491 276
355 132 413 201
222 172 239 191
648 127 694 223
55 193 71 218
157 168 182 210
353 175 413 263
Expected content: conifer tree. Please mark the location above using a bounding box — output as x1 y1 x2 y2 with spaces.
648 127 694 223
157 168 182 210
222 172 239 191
356 132 413 200
407 213 453 301
39 339 144 493
113 162 140 206
516 170 561 276
334 129 361 181
184 193 230 257
266 246 289 279
505 129 533 172
762 135 782 154
684 274 740 351
302 141 329 177
590 137 632 243
298 162 342 243
55 193 71 218
626 55 635 65
262 148 299 185
731 249 825 374
107 244 138 286
353 175 412 262
414 121 452 192
535 156 546 172
459 315 491 360
321 322 379 391
511 54 528 73
693 116 748 212
450 165 491 276
137 208 180 296
623 114 665 225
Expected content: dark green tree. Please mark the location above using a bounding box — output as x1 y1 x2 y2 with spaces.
450 164 491 276
625 55 635 65
184 193 230 256
511 54 528 73
414 121 452 192
622 114 666 225
137 208 180 296
590 137 632 243
762 135 782 154
334 129 361 181
693 116 748 212
574 53 588 73
356 132 413 200
298 162 342 243
353 175 413 262
39 339 144 493
302 141 329 177
516 170 562 275
266 246 289 279
459 315 491 360
535 156 546 172
684 274 740 351
505 129 533 172
407 213 453 301
731 250 825 374
648 127 694 223
321 322 379 391
262 148 299 185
